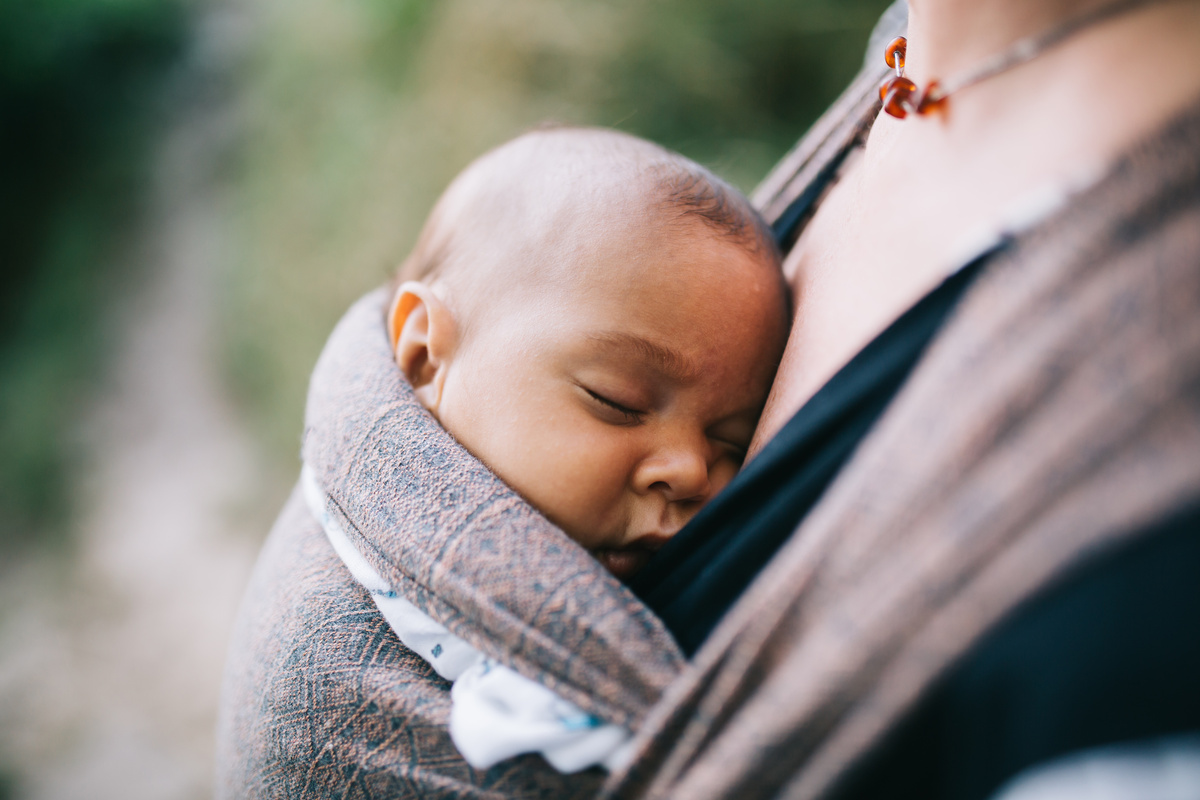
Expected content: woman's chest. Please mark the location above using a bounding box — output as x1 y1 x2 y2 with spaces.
752 147 969 453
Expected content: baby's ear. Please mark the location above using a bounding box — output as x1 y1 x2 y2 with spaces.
387 282 456 413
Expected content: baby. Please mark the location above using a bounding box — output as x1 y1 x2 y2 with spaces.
386 126 789 579
217 127 793 790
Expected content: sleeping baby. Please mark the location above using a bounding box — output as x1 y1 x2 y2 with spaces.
385 126 789 580
285 126 789 787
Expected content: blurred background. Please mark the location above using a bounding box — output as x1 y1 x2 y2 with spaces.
0 0 889 796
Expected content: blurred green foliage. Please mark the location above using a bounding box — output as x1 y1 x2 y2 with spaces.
225 0 892 467
0 0 185 548
0 0 896 546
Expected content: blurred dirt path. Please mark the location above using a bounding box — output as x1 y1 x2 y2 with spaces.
0 6 266 799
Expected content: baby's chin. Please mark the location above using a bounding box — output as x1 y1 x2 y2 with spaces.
592 548 656 580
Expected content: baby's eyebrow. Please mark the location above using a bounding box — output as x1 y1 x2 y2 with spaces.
585 332 701 382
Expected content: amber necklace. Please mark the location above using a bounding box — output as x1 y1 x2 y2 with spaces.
880 0 1172 118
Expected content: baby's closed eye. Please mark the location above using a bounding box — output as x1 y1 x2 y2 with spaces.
580 386 645 425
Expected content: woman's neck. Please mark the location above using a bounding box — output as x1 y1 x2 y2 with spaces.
904 0 1116 80
897 0 1200 141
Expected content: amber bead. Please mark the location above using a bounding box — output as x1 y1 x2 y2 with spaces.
884 36 907 70
917 80 948 116
881 76 917 118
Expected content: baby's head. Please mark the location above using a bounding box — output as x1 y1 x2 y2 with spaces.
388 127 788 578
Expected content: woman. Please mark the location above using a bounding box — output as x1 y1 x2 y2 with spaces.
610 0 1200 798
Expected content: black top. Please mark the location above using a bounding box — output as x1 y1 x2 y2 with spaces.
830 496 1200 800
630 243 1200 800
631 247 993 656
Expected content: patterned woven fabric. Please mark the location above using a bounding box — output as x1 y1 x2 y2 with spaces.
602 54 1200 800
216 290 684 799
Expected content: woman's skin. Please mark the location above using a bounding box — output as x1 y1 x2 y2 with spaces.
748 0 1200 459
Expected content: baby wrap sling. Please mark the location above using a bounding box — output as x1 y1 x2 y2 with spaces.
215 290 684 798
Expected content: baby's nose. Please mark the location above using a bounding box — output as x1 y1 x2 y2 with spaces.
632 445 711 503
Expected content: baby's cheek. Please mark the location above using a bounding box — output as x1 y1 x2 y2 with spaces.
708 459 742 498
524 457 624 550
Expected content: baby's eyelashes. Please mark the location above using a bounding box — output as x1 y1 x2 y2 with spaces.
707 414 757 466
714 439 749 465
581 387 646 425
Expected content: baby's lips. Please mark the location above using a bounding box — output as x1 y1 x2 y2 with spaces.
595 549 654 580
594 531 674 580
630 531 674 552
